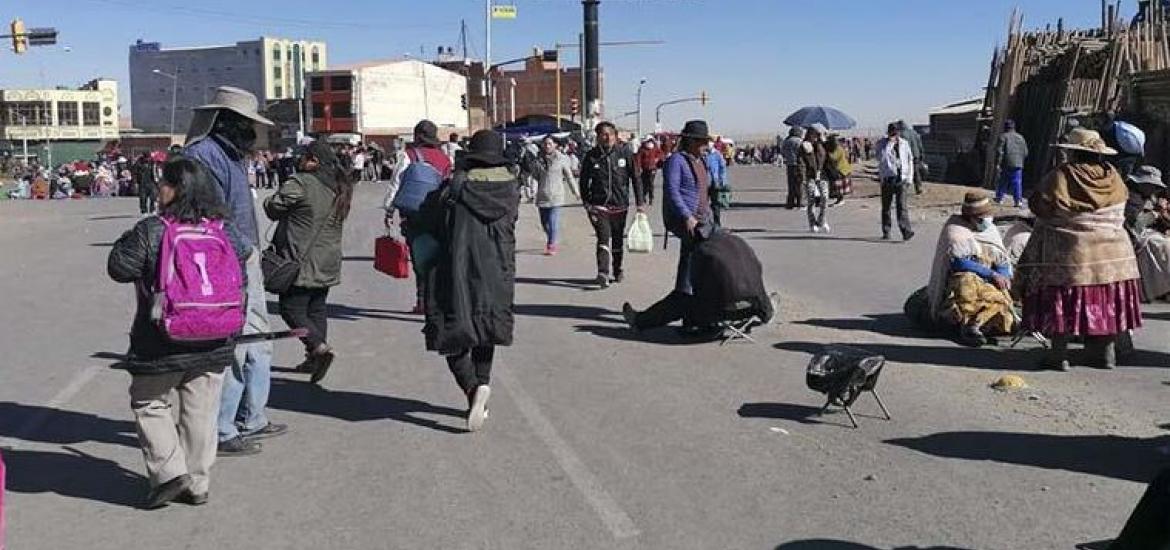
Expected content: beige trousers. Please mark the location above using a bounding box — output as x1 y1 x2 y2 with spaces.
129 368 226 494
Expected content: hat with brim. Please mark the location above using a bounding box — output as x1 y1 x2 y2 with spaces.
807 122 829 136
185 86 273 145
1128 165 1166 189
679 120 712 140
1055 128 1118 156
961 192 994 217
462 129 510 166
413 120 441 146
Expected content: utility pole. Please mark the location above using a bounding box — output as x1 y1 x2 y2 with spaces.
485 0 493 126
636 78 647 139
460 19 469 60
582 0 600 123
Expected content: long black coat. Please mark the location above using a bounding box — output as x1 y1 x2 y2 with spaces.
424 166 520 354
689 229 774 326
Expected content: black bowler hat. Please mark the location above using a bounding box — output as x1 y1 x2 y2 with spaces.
679 120 712 140
463 130 510 166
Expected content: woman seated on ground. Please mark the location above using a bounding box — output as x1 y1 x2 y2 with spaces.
1125 165 1170 302
925 192 1016 347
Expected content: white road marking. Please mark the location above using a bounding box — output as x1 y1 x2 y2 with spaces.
3 365 102 447
499 374 640 540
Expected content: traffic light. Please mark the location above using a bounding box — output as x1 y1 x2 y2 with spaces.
27 27 57 46
460 93 467 110
569 97 579 115
542 49 558 63
700 91 708 106
10 19 26 54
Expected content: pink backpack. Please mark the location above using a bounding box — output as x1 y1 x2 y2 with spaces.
155 217 245 342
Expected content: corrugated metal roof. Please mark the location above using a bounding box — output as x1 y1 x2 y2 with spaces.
929 96 984 116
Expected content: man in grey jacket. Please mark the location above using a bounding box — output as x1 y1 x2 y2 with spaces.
779 127 805 209
184 87 286 456
994 119 1029 208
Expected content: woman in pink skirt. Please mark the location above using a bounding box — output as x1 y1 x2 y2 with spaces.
1016 128 1143 371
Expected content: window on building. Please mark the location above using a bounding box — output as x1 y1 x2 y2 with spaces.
331 101 352 118
311 48 320 66
272 45 281 61
82 102 100 126
6 101 53 125
56 102 79 126
330 75 352 91
310 76 325 92
274 86 283 98
311 102 325 118
274 65 282 79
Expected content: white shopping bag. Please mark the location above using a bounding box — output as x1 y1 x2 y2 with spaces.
627 212 654 254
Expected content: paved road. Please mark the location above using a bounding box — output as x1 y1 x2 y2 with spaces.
2 165 1168 550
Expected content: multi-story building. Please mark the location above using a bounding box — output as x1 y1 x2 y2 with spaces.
494 50 591 126
129 37 327 135
0 78 119 163
307 59 467 146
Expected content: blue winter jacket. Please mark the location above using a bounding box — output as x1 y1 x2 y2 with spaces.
185 135 260 248
705 149 727 189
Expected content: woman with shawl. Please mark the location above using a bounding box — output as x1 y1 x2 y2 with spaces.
1016 128 1142 371
926 192 1016 347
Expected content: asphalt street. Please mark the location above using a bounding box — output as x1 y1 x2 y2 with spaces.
2 165 1169 550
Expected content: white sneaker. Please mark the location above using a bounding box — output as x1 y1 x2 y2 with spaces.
821 223 831 233
810 225 820 233
467 385 491 432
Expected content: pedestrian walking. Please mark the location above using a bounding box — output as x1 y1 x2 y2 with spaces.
263 142 353 385
530 135 579 256
579 121 644 288
825 135 852 205
107 156 250 508
351 147 367 183
422 130 519 432
1017 128 1143 371
897 120 925 195
622 120 713 331
779 127 805 209
994 119 1029 208
134 153 158 215
705 140 729 227
441 133 463 165
876 122 916 241
184 86 284 456
635 138 663 206
800 123 831 233
384 120 454 314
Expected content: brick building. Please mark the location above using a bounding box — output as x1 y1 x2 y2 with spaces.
493 52 595 127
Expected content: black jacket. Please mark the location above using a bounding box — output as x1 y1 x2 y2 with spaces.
424 166 520 354
579 145 643 209
689 230 774 326
107 216 249 375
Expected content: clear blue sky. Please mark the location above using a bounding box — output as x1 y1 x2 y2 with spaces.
3 0 1103 135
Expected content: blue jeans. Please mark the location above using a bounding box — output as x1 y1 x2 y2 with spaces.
996 167 1023 205
218 248 273 441
539 206 560 246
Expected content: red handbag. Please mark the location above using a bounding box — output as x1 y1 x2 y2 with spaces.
374 236 411 279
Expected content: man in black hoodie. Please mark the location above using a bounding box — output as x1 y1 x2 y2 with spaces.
579 121 645 288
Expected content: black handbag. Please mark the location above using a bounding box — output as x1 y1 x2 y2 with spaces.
261 199 333 295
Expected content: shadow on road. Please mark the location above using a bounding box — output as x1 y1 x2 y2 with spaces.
267 378 466 434
0 401 137 448
515 303 621 323
771 340 1170 371
2 446 145 508
342 255 375 262
574 323 723 346
515 276 600 291
87 214 140 221
730 201 786 209
775 541 972 550
737 402 862 429
754 234 895 244
795 313 922 339
1145 311 1170 322
264 301 422 324
88 242 116 247
886 431 1170 483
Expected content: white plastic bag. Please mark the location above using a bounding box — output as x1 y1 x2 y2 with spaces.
627 212 653 254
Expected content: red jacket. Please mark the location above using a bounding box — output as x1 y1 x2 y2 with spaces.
635 145 664 173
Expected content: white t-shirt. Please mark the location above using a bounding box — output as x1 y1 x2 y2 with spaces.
352 152 367 171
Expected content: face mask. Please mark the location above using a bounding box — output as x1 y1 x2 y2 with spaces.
978 216 995 231
214 113 258 152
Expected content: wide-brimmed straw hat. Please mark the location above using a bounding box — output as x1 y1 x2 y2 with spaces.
961 192 994 217
1055 128 1118 156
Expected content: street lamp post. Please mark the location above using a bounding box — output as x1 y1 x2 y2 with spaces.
152 69 178 140
509 78 517 123
635 78 647 138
